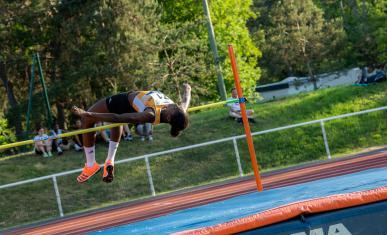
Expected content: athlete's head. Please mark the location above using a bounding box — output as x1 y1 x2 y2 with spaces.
165 104 189 137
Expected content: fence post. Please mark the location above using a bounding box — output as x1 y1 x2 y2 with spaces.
232 138 244 176
320 120 332 159
52 176 64 217
145 157 156 196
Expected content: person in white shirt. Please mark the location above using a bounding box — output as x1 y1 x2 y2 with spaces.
34 127 53 157
227 88 255 123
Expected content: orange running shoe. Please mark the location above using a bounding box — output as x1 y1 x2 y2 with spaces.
102 161 114 183
77 162 101 183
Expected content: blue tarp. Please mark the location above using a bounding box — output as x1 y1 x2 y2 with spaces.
90 168 387 235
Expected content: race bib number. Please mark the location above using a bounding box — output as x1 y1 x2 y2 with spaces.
145 91 174 106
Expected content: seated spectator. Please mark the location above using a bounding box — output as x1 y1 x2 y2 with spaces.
123 124 133 141
60 138 71 151
355 64 386 84
34 127 53 157
355 66 368 84
135 123 153 141
227 87 255 123
369 63 386 83
72 119 83 151
50 123 64 155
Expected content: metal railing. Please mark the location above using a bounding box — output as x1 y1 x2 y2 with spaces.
1 105 386 218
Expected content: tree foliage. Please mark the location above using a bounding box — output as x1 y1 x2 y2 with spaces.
210 0 262 96
1 0 385 137
49 0 161 104
159 0 262 97
1 0 163 132
250 0 385 84
0 118 16 146
314 0 386 64
0 0 51 138
156 21 218 103
250 0 346 84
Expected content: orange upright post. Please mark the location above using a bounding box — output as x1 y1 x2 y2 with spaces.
228 45 263 191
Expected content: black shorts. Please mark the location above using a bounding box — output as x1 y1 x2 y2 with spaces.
105 92 136 114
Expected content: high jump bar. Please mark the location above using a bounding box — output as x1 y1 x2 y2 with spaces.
0 99 240 151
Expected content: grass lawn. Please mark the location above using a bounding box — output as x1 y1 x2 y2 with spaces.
1 82 387 229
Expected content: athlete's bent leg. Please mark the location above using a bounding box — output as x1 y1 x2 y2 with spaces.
77 99 109 183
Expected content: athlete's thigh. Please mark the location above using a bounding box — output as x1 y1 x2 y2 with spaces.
87 99 109 113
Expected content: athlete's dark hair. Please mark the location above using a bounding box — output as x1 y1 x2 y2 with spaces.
169 104 189 137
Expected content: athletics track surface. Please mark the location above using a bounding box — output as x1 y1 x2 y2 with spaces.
5 150 387 235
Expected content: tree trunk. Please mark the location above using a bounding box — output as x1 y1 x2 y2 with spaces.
56 101 66 129
296 19 318 91
348 0 359 18
339 0 345 19
306 60 318 90
0 61 23 139
361 0 367 20
340 0 344 13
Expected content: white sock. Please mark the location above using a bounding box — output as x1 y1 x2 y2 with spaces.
84 146 96 167
106 141 119 164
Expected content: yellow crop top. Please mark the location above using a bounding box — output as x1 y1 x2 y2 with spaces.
131 91 174 125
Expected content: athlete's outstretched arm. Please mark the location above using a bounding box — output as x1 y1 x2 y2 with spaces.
72 106 155 124
180 83 191 112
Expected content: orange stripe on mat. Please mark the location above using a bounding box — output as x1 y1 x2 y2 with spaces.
174 186 387 235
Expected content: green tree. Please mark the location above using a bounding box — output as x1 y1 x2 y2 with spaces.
155 21 218 104
209 0 262 96
348 0 386 64
44 0 162 126
0 118 16 146
1 0 162 131
157 0 219 103
159 0 261 98
315 0 386 65
49 0 161 100
1 0 263 136
0 0 51 138
371 1 387 62
252 0 346 86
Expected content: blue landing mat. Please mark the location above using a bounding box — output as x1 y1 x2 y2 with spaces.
90 168 387 235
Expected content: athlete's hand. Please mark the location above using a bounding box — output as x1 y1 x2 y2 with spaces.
183 83 191 93
71 106 91 118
